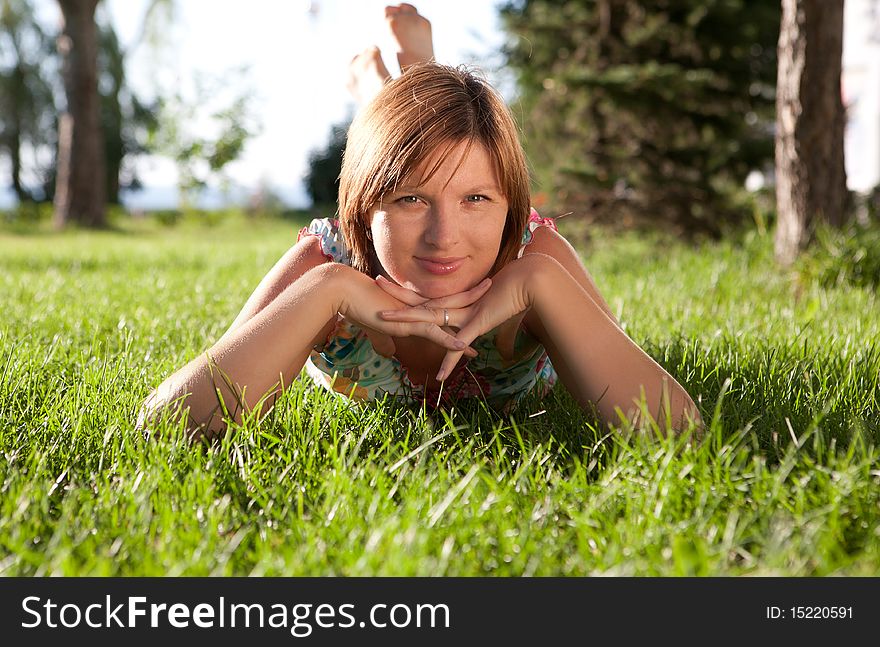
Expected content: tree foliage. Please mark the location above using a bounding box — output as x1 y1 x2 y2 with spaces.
0 0 57 202
305 121 348 207
500 0 780 235
97 9 157 204
149 70 259 208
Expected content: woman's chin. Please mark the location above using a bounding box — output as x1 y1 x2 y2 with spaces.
408 276 481 300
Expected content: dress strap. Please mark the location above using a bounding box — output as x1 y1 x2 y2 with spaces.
518 208 558 255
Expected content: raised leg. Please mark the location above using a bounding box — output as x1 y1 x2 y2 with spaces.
347 45 392 105
385 3 434 72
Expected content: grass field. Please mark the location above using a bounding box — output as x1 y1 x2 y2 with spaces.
1 212 878 575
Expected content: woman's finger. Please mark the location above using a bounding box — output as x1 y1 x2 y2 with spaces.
384 306 475 331
364 325 476 358
374 275 427 306
404 322 471 352
421 278 491 309
436 348 466 382
379 306 466 328
436 312 488 381
378 320 464 351
375 275 492 310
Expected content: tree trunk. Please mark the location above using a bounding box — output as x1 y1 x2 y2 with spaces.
53 0 106 228
774 0 847 266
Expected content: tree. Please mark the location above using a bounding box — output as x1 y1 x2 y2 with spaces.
150 71 258 209
53 0 106 228
774 0 847 266
500 0 780 235
2 1 156 210
96 11 157 204
129 0 257 210
305 121 348 207
0 0 57 202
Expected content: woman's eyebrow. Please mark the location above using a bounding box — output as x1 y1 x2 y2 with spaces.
390 183 502 194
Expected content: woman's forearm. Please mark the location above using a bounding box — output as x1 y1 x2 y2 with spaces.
139 263 349 440
529 256 702 434
220 235 331 341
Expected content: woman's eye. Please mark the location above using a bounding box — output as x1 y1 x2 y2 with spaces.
397 195 420 204
466 195 490 203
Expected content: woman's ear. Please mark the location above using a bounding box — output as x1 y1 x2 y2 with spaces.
365 210 374 241
365 202 380 240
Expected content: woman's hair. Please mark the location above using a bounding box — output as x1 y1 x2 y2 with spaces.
338 63 531 277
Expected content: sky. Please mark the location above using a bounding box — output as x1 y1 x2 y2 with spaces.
30 0 509 208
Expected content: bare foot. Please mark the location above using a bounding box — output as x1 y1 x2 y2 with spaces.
347 45 391 105
385 3 434 72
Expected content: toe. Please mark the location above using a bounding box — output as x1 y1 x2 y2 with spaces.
366 45 383 62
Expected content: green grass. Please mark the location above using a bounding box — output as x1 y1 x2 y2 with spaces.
1 212 878 575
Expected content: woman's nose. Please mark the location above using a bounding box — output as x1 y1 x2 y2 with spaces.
424 203 460 249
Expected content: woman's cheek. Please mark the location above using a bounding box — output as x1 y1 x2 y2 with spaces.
371 241 410 287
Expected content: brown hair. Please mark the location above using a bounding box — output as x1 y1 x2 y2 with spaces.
338 63 531 277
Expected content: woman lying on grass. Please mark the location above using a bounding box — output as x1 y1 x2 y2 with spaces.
140 4 703 441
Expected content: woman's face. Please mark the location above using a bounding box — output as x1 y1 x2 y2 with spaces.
368 140 509 299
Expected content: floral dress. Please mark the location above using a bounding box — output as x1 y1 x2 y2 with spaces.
298 209 560 412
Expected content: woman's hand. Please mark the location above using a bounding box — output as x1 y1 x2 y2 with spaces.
332 264 484 357
364 274 492 358
374 275 493 312
378 255 546 380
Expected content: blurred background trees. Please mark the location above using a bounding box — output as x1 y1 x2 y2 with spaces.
0 0 56 203
149 72 258 210
98 13 157 206
0 0 254 227
305 119 349 208
500 0 781 237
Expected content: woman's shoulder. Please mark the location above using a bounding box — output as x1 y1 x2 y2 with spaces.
298 217 350 264
519 208 562 253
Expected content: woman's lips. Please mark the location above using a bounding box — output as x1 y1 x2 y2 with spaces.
414 256 466 275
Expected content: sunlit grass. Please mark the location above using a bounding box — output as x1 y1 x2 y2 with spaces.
0 212 878 575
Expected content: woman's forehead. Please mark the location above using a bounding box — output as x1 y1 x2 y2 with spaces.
401 139 502 190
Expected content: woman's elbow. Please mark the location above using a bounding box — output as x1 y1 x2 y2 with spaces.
135 380 221 444
135 382 182 438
